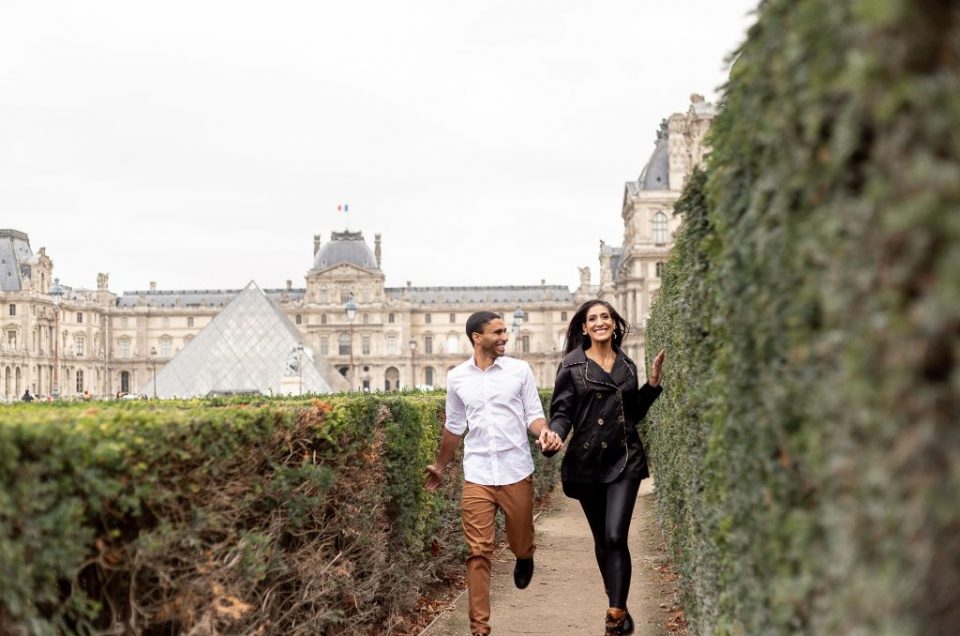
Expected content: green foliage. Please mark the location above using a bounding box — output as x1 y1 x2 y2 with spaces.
646 2 959 634
0 394 561 635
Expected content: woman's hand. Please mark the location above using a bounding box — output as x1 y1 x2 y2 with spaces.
649 349 666 386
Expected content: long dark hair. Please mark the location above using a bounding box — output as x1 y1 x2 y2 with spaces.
563 299 630 355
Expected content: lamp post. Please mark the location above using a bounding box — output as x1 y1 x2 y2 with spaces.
408 337 417 389
344 296 357 391
49 278 64 399
149 346 158 399
512 306 524 354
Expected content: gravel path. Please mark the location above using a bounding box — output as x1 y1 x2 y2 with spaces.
422 479 685 636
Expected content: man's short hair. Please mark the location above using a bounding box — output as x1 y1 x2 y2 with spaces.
465 311 501 345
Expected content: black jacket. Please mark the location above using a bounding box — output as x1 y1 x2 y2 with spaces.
547 346 662 495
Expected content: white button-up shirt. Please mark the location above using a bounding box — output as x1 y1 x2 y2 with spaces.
445 355 545 486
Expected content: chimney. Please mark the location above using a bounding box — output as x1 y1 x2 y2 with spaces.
149 281 157 291
313 234 322 256
374 233 382 268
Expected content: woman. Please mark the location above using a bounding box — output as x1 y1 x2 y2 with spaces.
547 299 665 635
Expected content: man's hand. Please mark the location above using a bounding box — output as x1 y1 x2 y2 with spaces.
424 463 445 491
649 349 666 387
536 427 564 453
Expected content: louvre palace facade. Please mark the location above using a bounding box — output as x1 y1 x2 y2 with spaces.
0 95 713 399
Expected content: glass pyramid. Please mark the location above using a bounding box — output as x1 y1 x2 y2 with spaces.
140 282 349 398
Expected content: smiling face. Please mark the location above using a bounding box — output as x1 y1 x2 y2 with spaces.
474 318 509 358
583 303 616 346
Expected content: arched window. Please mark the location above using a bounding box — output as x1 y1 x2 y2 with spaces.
424 366 435 387
384 366 400 391
338 333 351 355
652 212 668 244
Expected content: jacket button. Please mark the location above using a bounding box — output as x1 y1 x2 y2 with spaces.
598 418 604 426
601 442 608 448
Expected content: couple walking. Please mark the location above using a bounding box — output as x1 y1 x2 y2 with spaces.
425 301 666 636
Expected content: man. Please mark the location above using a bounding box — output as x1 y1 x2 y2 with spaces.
425 311 563 636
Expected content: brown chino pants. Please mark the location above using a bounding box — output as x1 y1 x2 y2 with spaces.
461 475 536 635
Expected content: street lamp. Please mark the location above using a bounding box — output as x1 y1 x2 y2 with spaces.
408 337 417 389
149 346 158 399
344 296 357 391
512 307 524 353
49 278 64 398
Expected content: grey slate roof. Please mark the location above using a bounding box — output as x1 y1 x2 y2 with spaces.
384 285 574 305
117 288 305 308
0 229 33 292
313 230 378 271
635 119 671 192
140 282 348 398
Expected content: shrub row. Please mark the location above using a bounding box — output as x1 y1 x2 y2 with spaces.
0 392 560 635
645 1 959 634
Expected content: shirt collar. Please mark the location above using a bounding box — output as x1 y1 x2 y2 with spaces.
468 355 506 371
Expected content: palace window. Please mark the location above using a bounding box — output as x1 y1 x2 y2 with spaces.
295 314 302 325
321 314 328 325
652 212 668 244
362 335 371 355
386 334 398 354
424 335 433 354
77 312 83 324
119 339 131 358
7 331 16 349
162 316 169 327
656 262 665 277
521 335 530 353
160 338 172 358
388 313 395 324
362 313 369 325
446 334 459 355
76 370 84 393
75 334 85 356
338 333 351 355
424 366 434 387
187 317 194 327
320 336 329 355
561 311 568 322
8 304 15 317
449 313 456 323
425 314 432 324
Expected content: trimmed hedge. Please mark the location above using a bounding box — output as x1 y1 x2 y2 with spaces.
645 2 959 634
0 392 560 635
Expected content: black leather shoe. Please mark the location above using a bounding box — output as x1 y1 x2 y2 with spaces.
622 610 634 635
513 557 534 589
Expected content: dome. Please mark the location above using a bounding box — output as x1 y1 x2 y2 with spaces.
637 119 670 191
313 231 378 270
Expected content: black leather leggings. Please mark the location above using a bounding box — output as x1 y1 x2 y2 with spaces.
577 478 641 609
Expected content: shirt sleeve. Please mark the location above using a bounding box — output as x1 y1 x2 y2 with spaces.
520 363 546 427
445 381 467 435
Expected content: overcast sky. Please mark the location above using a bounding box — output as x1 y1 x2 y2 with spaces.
1 1 757 295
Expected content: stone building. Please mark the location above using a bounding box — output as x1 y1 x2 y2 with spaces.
598 94 716 366
0 95 713 400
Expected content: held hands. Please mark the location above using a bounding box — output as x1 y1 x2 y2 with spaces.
424 463 445 491
649 349 666 386
536 427 564 453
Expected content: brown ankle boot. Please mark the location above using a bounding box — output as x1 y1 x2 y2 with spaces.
605 607 627 635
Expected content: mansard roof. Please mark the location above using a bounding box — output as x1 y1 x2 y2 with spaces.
117 288 305 308
0 229 33 292
384 285 574 305
632 119 671 193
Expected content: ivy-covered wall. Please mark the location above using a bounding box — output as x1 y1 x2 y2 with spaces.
645 1 958 634
0 393 560 635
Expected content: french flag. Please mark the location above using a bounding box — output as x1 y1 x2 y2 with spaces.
337 204 349 212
